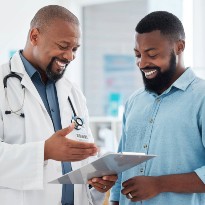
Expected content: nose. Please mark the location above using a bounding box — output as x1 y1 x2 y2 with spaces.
62 50 76 61
137 56 149 69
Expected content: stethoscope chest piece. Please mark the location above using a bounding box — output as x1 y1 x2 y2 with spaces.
71 116 84 130
68 96 84 130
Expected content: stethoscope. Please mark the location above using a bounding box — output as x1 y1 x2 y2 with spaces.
3 60 25 118
3 59 84 130
68 96 83 130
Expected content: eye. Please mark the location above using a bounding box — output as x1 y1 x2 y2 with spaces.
58 44 68 50
135 54 141 58
149 54 158 58
72 47 78 52
134 51 141 58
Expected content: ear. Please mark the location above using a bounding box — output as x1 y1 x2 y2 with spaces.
29 28 40 46
175 40 185 55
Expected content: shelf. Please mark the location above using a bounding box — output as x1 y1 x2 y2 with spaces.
89 116 122 155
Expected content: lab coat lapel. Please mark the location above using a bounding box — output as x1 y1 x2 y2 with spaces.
56 78 84 172
10 52 50 114
55 76 72 129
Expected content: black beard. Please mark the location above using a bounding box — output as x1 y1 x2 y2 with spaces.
46 57 68 82
141 52 176 93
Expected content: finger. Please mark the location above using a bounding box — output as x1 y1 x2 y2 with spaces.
65 146 98 157
126 192 141 202
67 138 97 149
130 193 142 202
102 175 118 182
122 178 134 187
91 178 115 187
88 180 92 184
90 178 113 186
62 154 93 161
121 186 135 195
65 151 96 158
90 185 105 193
58 123 75 136
89 182 109 192
126 192 134 199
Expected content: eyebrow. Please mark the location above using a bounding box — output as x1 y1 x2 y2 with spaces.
57 41 81 47
144 48 157 52
134 48 157 52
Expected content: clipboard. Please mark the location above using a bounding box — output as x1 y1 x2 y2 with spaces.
48 152 156 184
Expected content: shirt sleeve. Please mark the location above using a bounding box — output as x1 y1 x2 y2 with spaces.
194 97 205 183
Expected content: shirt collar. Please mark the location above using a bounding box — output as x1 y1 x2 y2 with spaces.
19 50 54 84
145 68 196 96
169 67 196 91
19 50 37 78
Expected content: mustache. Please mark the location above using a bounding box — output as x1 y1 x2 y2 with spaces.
55 57 70 65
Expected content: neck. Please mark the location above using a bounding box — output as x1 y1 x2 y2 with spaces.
22 48 48 84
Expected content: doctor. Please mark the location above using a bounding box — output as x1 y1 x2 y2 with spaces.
0 5 117 205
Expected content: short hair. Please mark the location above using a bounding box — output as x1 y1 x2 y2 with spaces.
30 5 79 31
135 11 185 41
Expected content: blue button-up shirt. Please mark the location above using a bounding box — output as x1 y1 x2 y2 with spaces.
19 51 74 205
110 68 205 205
19 52 61 131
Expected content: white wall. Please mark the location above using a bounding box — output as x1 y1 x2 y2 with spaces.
0 0 203 90
83 0 148 116
0 0 83 87
0 0 133 88
149 0 193 69
192 0 205 78
0 0 58 63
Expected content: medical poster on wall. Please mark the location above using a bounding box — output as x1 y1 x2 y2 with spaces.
103 54 143 116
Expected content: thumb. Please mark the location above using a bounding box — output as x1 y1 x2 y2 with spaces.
58 123 75 137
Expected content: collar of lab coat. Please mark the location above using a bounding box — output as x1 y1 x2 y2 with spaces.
10 51 73 129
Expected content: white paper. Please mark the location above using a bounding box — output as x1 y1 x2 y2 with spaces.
48 152 156 184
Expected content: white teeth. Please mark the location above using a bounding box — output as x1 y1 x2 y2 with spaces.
144 70 157 77
56 60 66 67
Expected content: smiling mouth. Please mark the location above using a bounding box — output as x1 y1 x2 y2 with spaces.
55 59 68 71
142 69 158 79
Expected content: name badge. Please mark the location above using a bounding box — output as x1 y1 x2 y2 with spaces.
73 126 89 142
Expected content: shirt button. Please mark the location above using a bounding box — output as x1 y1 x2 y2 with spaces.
51 108 54 112
150 119 154 123
143 144 148 149
156 98 161 102
140 168 144 173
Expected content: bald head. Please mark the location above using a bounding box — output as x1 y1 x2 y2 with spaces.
30 5 79 32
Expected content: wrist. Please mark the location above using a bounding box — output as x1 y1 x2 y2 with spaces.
157 176 166 193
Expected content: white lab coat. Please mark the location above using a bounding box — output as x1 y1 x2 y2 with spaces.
0 52 104 205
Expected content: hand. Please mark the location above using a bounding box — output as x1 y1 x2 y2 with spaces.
44 123 98 161
121 176 161 202
88 175 118 193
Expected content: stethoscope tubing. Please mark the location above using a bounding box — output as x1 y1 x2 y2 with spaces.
4 59 84 124
4 59 25 118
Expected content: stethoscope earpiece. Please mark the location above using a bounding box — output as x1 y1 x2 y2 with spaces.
5 110 11 115
5 110 25 118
